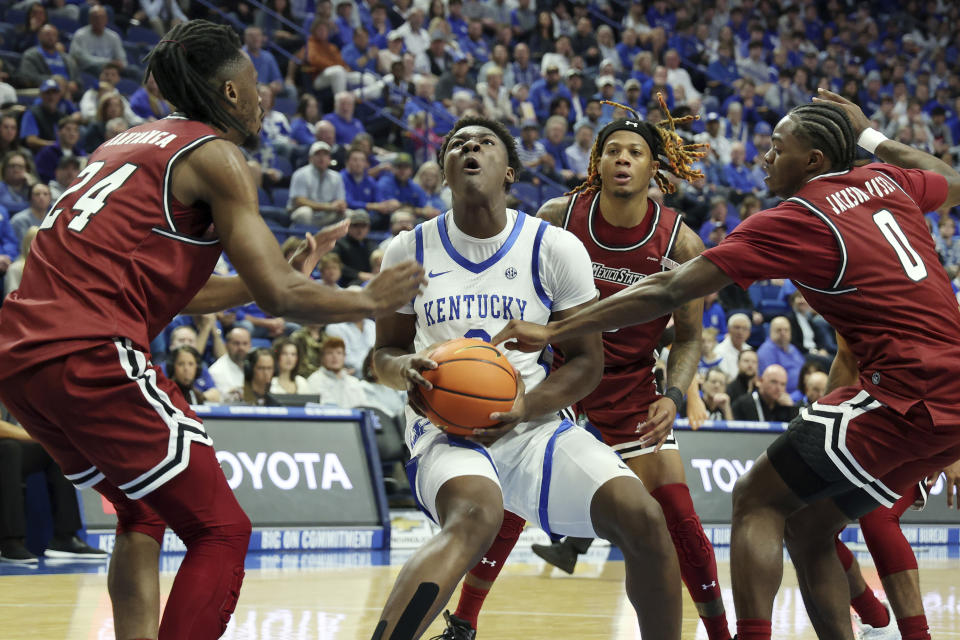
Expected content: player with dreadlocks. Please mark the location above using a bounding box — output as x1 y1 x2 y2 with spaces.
440 95 735 640
493 91 960 640
0 19 426 640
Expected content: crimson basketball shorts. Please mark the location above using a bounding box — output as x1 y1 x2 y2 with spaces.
0 338 212 500
767 386 960 520
580 366 677 458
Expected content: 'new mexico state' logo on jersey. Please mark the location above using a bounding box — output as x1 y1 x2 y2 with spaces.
592 261 646 285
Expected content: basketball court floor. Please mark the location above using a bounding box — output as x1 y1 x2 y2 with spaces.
2 530 959 640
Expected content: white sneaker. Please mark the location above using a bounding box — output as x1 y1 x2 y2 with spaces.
855 599 901 640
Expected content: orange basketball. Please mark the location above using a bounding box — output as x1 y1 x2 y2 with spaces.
420 338 518 436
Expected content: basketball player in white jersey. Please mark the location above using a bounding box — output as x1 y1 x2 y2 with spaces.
369 116 683 640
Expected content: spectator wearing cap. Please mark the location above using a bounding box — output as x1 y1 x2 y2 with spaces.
376 153 437 219
47 154 80 201
69 5 126 76
33 117 86 184
332 210 379 285
529 63 572 122
622 78 646 115
18 25 81 92
565 121 594 180
516 120 547 173
562 68 586 124
419 29 454 77
436 52 473 106
395 7 430 57
745 121 772 166
323 91 366 147
695 112 731 166
20 79 76 152
341 147 399 229
511 43 540 89
596 76 623 122
289 141 348 227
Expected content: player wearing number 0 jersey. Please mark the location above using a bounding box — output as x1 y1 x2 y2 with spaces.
492 93 960 640
370 116 683 640
0 20 425 640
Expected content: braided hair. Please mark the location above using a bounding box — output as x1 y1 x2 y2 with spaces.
143 20 251 136
786 102 856 171
569 93 708 196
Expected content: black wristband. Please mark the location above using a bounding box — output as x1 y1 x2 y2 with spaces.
663 386 684 414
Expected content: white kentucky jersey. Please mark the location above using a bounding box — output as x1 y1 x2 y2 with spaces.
381 209 597 391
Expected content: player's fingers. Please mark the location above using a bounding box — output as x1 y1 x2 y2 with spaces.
410 356 438 370
406 369 433 390
490 322 518 345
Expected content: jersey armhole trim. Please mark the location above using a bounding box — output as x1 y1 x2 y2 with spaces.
664 214 683 268
150 226 220 246
868 166 920 209
561 193 576 229
531 219 553 310
786 196 855 293
161 134 219 234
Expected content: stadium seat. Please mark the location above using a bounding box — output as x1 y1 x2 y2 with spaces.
0 23 15 49
81 72 99 93
124 25 160 46
0 49 22 72
273 96 296 116
115 77 140 96
273 155 293 177
271 188 290 209
251 338 272 349
48 15 81 35
3 8 26 27
124 42 146 67
259 206 290 226
511 182 538 212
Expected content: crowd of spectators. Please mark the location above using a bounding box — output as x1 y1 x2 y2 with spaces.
1 0 960 418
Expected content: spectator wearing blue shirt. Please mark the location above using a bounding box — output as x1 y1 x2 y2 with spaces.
722 143 764 199
462 19 491 66
0 152 33 216
33 117 86 184
243 26 290 98
376 153 435 219
702 292 727 340
699 195 741 247
341 148 399 230
290 94 321 146
756 316 806 394
342 27 378 75
511 43 540 89
541 115 575 183
510 0 536 40
447 0 470 39
646 0 676 31
706 43 739 101
333 0 355 47
20 79 72 153
529 63 572 122
0 204 18 269
322 92 366 147
368 3 391 49
617 28 643 72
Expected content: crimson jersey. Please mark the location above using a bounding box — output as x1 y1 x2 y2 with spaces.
0 116 222 374
704 164 960 425
562 191 683 427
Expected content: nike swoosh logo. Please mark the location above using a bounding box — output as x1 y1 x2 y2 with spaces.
428 270 451 277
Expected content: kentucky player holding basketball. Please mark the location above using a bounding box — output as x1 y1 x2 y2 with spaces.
495 91 960 640
370 115 683 640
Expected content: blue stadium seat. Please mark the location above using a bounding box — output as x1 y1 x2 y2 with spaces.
273 155 293 177
115 77 140 96
0 23 15 49
748 280 790 318
81 72 99 93
4 8 26 26
271 188 290 209
124 42 146 67
511 182 538 212
125 26 160 46
251 338 272 349
257 187 272 208
0 49 22 72
48 15 81 35
273 96 296 116
260 206 290 226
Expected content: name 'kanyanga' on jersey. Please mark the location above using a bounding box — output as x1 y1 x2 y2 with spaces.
422 294 530 327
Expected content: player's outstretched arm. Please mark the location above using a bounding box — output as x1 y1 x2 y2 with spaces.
493 256 732 351
815 89 960 208
176 140 426 323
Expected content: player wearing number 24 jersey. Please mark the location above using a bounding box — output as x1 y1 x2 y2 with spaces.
493 91 960 640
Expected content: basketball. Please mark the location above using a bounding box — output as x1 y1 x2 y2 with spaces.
420 338 519 436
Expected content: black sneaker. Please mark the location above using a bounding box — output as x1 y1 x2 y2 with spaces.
44 535 109 560
531 537 592 574
429 610 476 640
0 539 39 564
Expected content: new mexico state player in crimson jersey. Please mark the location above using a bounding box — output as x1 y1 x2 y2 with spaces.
0 21 425 640
448 103 734 640
493 92 960 640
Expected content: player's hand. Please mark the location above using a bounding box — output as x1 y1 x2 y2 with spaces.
686 394 708 430
637 396 676 452
289 220 349 276
470 377 527 447
364 261 428 317
397 348 439 417
940 459 960 510
492 320 553 353
813 89 871 137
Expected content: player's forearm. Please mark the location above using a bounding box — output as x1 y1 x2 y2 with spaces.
271 276 377 324
665 338 700 395
523 350 601 421
0 420 32 441
875 139 960 185
181 275 253 315
372 346 414 390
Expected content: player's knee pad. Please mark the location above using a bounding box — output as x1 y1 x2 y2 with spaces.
860 507 917 577
218 565 246 635
498 510 525 540
834 536 855 571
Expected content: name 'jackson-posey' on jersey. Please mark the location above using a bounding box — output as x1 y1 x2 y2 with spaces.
0 116 223 375
381 209 597 393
